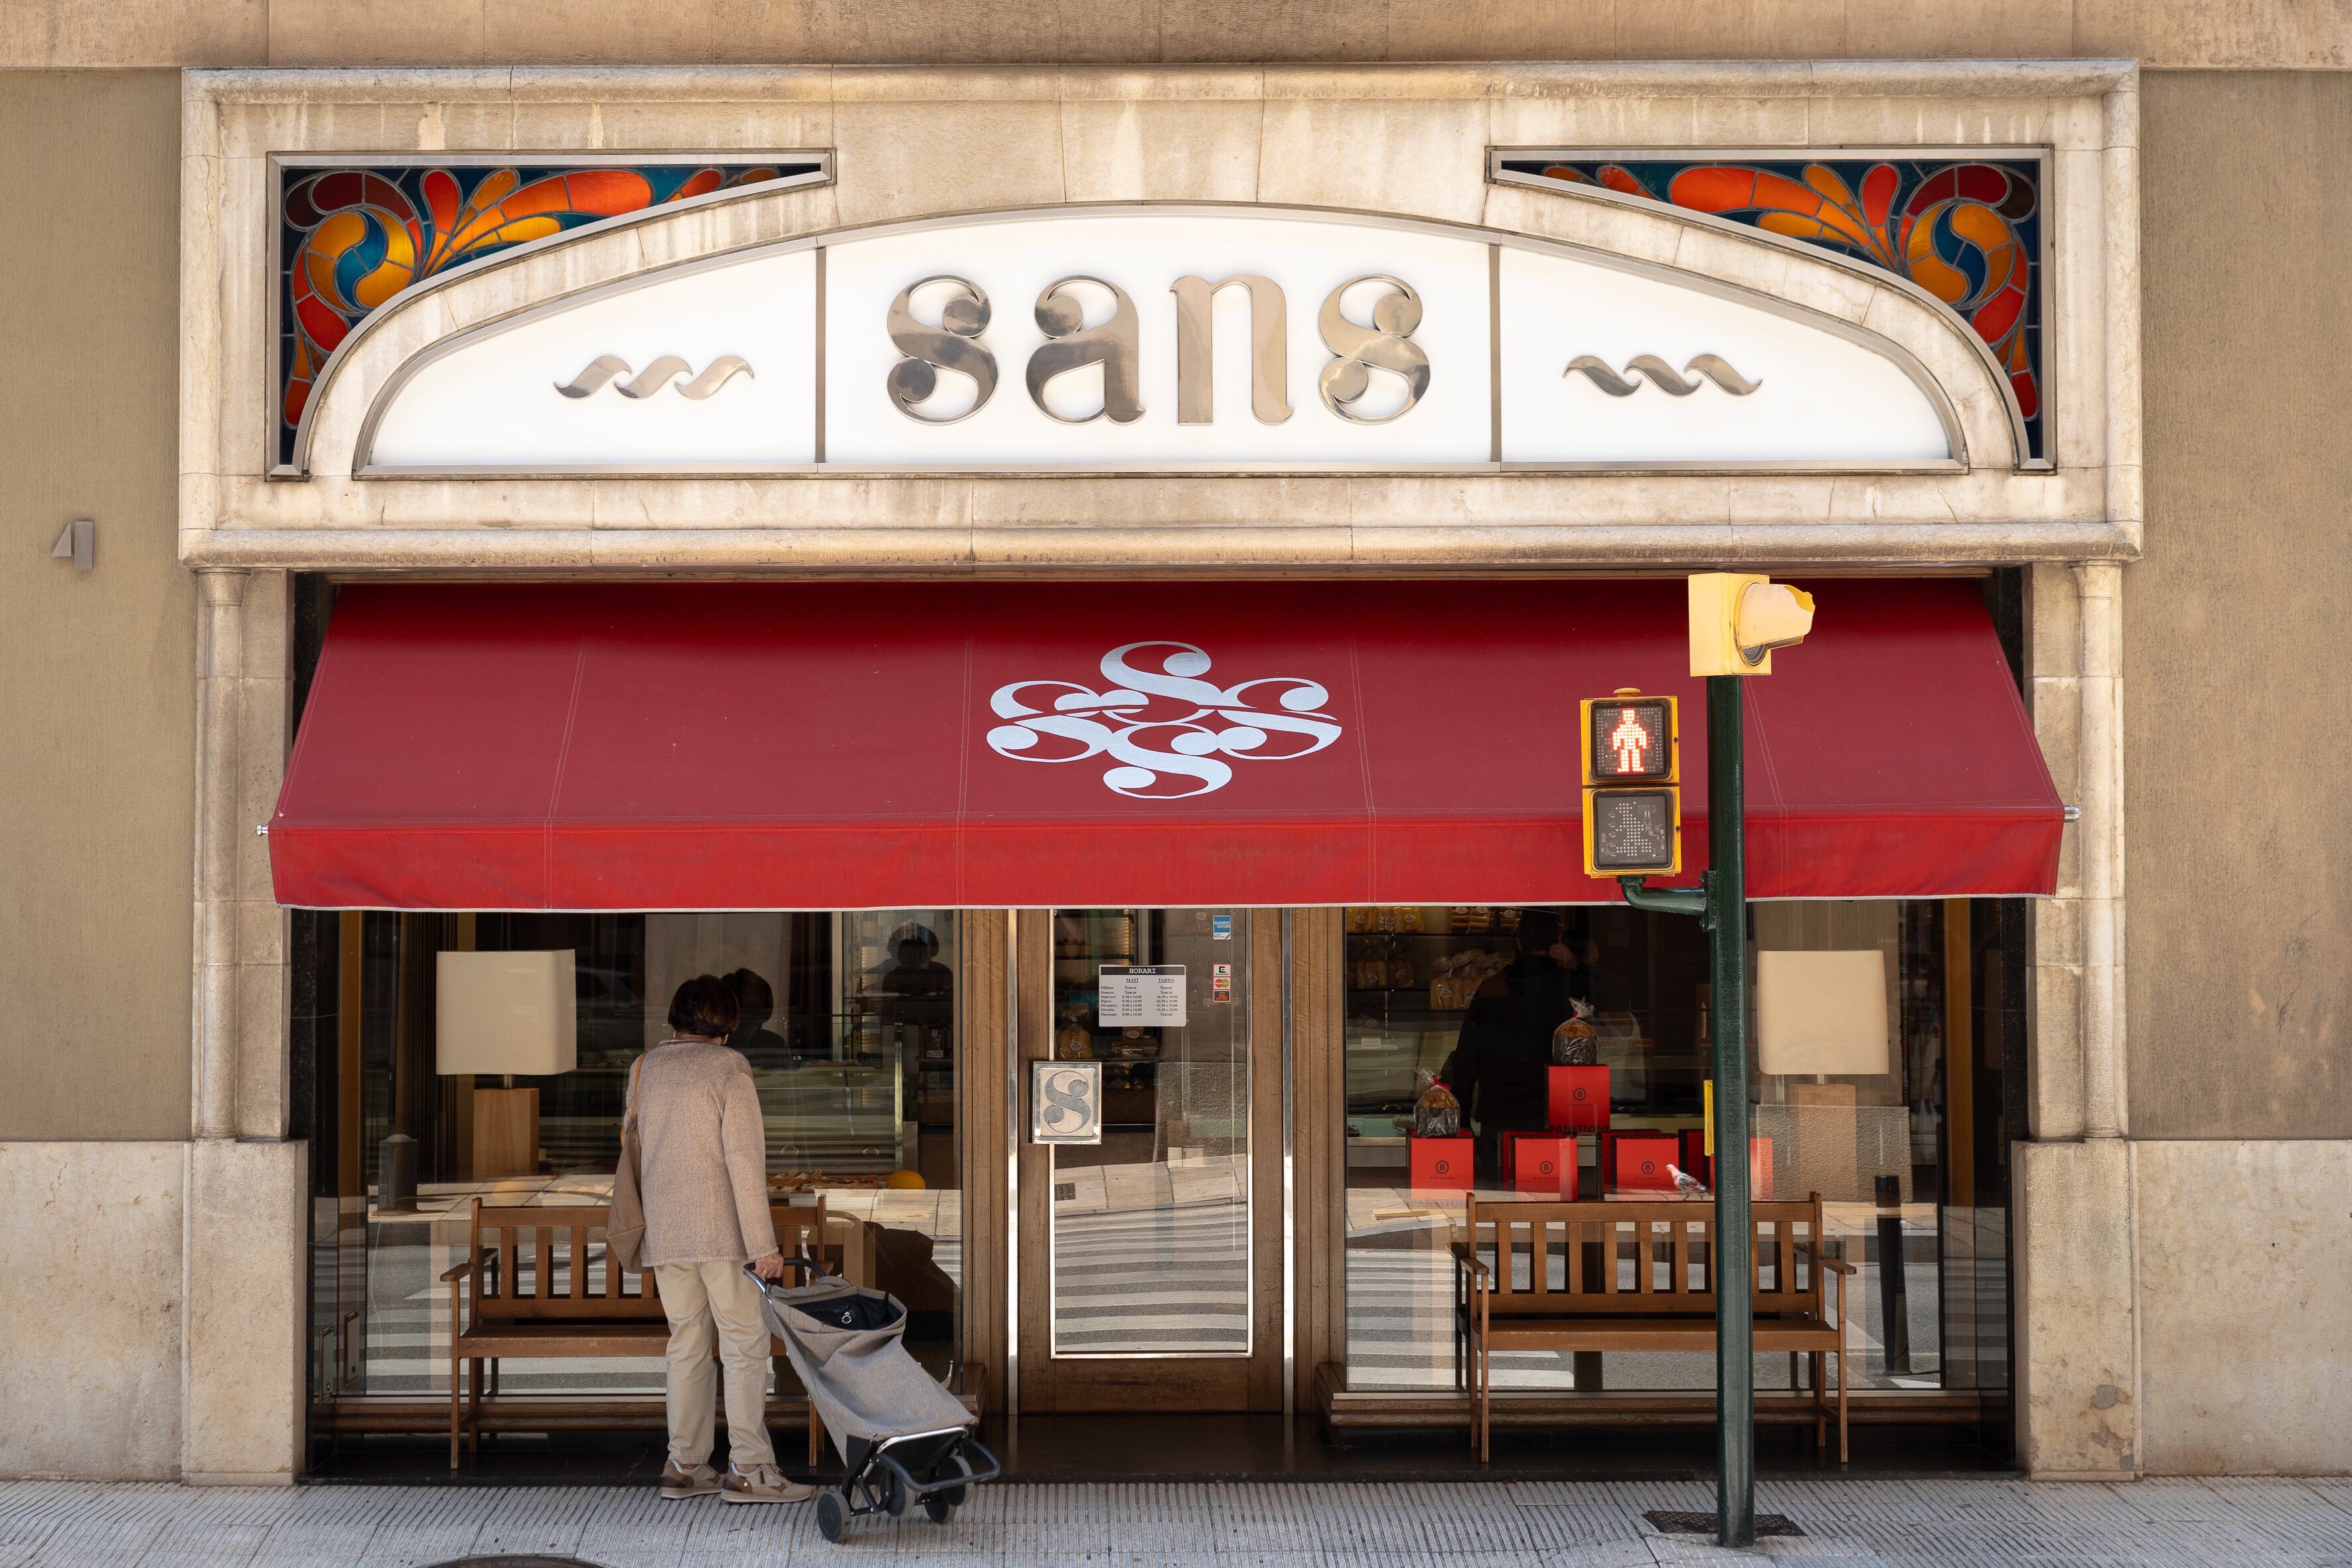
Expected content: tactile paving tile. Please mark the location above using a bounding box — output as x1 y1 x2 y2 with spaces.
5 1475 2352 1566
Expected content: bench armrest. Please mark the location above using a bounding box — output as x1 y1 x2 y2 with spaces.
440 1259 477 1284
1822 1258 1856 1277
1449 1239 1489 1281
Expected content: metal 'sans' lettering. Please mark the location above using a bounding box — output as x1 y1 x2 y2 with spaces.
884 266 1431 427
886 275 997 424
1170 274 1291 426
1026 276 1144 424
1316 274 1429 424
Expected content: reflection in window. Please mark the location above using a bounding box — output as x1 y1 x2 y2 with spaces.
1046 909 1252 1358
301 909 962 1431
1340 901 2014 1399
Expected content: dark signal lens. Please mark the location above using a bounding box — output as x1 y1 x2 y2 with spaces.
1589 789 1677 872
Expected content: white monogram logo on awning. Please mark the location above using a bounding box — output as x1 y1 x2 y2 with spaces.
986 641 1342 799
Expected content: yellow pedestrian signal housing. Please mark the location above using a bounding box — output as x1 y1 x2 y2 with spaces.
1581 690 1682 878
1689 573 1817 676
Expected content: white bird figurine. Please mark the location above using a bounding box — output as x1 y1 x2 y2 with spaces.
1668 1163 1710 1198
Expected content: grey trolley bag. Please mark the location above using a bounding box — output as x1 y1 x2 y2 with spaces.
747 1259 999 1542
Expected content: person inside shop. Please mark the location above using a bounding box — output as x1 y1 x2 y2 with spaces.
635 975 810 1506
869 921 955 1042
720 968 805 1068
1441 909 1592 1176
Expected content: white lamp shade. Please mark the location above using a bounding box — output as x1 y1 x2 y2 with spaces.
436 949 578 1077
1757 949 1889 1077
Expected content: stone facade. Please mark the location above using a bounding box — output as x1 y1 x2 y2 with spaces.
4 44 2344 1488
165 61 2147 1483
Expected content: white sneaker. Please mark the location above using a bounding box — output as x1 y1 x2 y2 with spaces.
722 1462 815 1504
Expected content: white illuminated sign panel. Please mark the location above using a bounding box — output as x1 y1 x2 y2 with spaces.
360 206 1958 475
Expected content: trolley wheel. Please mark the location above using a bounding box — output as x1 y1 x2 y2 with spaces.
880 1466 910 1518
923 1494 955 1524
938 1450 975 1508
815 1490 848 1542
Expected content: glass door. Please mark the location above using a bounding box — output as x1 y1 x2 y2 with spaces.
1015 907 1283 1412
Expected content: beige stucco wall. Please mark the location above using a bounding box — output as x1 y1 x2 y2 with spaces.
0 70 195 1142
3 0 2347 69
2128 72 2352 1140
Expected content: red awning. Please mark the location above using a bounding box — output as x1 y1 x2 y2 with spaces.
268 579 2061 910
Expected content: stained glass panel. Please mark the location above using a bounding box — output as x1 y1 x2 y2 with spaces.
1496 155 2046 460
275 157 826 469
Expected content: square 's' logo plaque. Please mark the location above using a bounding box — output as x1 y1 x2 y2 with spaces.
1030 1061 1104 1145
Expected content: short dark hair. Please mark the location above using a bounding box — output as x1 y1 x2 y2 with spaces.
722 968 774 1016
1516 909 1563 951
668 974 741 1038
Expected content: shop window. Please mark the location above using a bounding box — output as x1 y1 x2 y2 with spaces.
1046 908 1253 1357
1339 901 2016 1399
299 909 962 1422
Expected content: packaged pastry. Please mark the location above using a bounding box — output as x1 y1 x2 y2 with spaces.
1411 1069 1461 1138
1551 999 1599 1064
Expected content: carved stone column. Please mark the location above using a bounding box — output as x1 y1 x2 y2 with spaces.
2073 560 2127 1140
184 568 303 1484
191 570 246 1142
2014 561 2140 1480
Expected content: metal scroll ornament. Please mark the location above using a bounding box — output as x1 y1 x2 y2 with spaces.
887 275 998 423
1026 276 1144 424
1316 274 1429 424
1564 353 1760 398
554 354 753 400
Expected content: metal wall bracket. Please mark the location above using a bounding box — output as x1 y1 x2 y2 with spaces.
1619 873 1713 925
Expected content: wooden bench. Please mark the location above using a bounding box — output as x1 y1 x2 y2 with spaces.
441 1199 827 1468
1452 1193 1853 1462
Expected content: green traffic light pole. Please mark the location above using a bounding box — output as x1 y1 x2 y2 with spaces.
1621 672 1753 1549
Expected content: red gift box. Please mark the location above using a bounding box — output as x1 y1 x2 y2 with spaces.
1601 1131 1680 1193
1547 1065 1610 1133
1677 1130 1775 1199
1502 1132 1578 1198
1409 1135 1475 1193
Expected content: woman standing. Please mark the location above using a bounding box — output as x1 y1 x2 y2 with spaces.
636 974 811 1504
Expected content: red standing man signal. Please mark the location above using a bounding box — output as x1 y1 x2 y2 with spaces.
1608 708 1652 773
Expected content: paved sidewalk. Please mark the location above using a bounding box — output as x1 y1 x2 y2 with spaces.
7 1476 2352 1566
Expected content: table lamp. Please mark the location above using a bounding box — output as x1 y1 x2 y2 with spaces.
1757 949 1888 1202
437 949 578 1180
1757 949 1889 1077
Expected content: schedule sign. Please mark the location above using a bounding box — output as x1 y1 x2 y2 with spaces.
1583 696 1678 783
1098 964 1188 1027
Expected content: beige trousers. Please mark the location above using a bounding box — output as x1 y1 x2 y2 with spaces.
654 1259 777 1471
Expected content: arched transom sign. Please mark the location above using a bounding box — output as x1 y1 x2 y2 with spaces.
354 205 1968 475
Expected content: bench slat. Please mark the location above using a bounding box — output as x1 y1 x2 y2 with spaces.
1482 1314 1842 1354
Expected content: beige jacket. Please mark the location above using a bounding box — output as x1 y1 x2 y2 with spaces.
628 1037 779 1267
